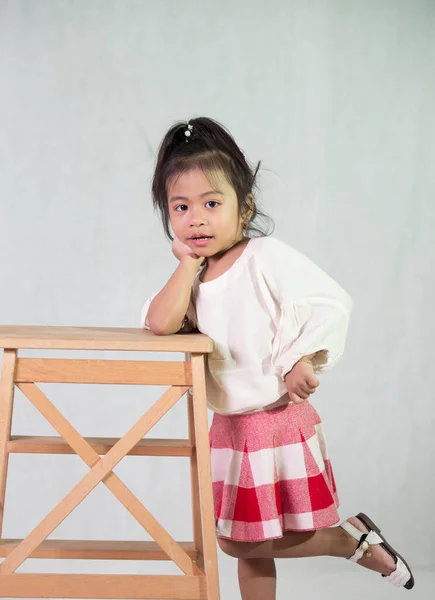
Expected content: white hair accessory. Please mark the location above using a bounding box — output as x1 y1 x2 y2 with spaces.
184 123 193 140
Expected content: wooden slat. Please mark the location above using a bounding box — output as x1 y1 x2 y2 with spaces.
15 358 193 385
0 574 207 599
0 384 191 575
0 539 198 561
7 436 192 457
16 384 200 577
0 325 213 353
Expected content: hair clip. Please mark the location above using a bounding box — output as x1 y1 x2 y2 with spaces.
184 123 193 141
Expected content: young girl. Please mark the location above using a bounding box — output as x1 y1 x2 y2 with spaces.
141 117 414 598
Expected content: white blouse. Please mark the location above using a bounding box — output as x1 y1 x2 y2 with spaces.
141 236 352 416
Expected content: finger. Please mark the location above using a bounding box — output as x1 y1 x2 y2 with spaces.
299 383 315 395
289 393 305 404
306 373 320 388
295 388 309 400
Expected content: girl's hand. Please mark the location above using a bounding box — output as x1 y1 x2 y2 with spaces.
172 237 205 267
284 361 319 404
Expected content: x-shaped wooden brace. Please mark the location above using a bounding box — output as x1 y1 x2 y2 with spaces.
0 382 202 576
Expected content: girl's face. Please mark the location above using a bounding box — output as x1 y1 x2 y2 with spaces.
167 168 245 257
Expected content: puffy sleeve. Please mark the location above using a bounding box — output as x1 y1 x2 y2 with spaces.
140 293 158 330
260 239 352 378
140 291 198 332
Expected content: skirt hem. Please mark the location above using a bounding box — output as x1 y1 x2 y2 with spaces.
215 516 341 543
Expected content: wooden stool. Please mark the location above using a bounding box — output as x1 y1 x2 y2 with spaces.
0 326 220 600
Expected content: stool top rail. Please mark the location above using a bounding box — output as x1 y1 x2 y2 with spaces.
0 325 213 353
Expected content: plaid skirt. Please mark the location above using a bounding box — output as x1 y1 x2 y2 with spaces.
209 400 340 542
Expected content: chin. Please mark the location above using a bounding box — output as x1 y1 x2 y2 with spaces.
193 248 211 256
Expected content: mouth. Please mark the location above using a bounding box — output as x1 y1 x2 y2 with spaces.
189 235 213 246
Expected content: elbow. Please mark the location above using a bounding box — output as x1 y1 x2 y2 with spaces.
147 319 169 336
340 290 353 316
151 326 176 336
149 325 167 336
147 316 179 336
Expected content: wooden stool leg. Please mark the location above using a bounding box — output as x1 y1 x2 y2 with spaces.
191 353 220 600
186 351 205 571
0 349 17 538
188 385 204 571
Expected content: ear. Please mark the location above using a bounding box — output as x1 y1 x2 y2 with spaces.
242 194 255 223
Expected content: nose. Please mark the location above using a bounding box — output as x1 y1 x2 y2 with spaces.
189 205 208 227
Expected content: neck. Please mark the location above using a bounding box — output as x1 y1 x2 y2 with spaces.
205 234 247 268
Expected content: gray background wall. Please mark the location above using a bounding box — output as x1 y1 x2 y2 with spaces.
0 1 434 598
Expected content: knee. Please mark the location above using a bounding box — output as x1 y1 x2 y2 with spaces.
217 537 249 559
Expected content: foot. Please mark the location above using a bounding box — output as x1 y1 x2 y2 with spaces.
342 516 396 576
339 513 414 589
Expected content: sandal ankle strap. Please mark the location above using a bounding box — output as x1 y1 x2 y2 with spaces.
340 521 383 562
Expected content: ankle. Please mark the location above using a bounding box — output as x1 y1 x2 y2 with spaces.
332 525 355 559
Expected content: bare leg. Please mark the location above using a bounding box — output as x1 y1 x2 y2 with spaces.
218 518 396 575
220 527 345 559
238 557 277 600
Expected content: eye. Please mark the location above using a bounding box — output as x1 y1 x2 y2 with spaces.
206 201 220 208
174 204 188 212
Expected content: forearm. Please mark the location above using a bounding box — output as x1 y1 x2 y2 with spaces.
147 257 201 335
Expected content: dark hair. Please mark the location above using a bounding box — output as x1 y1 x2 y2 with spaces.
151 116 274 240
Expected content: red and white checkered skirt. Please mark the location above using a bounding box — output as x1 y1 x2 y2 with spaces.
209 400 340 542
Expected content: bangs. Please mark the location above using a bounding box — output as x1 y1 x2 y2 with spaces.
165 150 233 193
